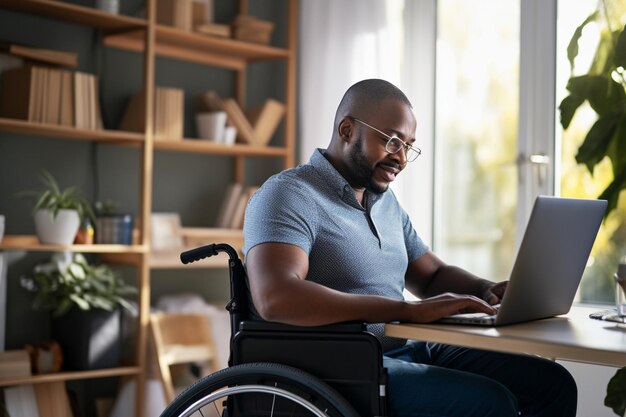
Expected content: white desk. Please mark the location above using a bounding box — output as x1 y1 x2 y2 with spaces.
385 306 626 367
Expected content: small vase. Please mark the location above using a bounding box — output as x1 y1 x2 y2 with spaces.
34 209 80 245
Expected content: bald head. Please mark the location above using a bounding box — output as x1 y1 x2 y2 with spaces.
333 79 413 128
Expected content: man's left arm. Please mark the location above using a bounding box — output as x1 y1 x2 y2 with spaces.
405 251 507 305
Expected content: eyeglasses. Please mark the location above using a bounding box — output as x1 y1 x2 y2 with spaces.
350 117 421 162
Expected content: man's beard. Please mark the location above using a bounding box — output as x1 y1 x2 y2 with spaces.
349 134 388 194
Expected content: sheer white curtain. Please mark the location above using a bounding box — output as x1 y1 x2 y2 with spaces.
298 0 435 244
298 0 402 163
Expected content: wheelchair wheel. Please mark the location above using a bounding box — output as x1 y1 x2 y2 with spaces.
160 362 361 417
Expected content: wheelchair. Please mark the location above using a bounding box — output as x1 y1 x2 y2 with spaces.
159 243 388 417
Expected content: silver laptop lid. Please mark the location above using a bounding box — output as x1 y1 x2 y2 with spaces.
495 196 607 325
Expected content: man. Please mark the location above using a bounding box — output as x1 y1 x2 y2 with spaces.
243 79 576 417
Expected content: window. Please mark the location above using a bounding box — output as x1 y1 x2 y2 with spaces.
434 0 520 280
557 0 626 304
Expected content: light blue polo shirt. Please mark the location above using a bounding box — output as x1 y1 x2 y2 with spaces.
243 148 429 350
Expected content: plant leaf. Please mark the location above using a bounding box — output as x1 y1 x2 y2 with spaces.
575 113 622 172
598 166 626 217
567 11 598 72
559 94 586 129
605 367 626 416
614 24 626 68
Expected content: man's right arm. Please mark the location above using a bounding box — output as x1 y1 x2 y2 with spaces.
246 242 497 325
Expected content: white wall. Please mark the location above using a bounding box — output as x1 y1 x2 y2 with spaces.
559 361 619 417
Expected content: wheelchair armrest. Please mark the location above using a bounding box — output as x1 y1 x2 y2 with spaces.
238 320 366 333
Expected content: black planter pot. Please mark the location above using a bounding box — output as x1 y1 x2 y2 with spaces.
51 307 122 370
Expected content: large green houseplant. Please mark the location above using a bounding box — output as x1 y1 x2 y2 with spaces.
559 1 626 218
559 2 626 415
21 252 136 369
20 252 136 317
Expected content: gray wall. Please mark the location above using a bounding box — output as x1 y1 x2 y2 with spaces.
0 0 288 350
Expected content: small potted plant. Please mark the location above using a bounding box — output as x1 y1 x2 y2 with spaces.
18 170 95 245
20 252 136 370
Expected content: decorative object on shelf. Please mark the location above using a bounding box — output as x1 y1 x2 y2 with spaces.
151 213 184 251
20 252 136 370
195 110 227 141
559 1 626 218
95 0 119 14
17 170 95 245
94 200 134 245
74 217 94 245
24 340 63 374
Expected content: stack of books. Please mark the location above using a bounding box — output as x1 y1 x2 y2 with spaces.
119 86 184 139
198 90 285 146
0 65 102 129
232 15 275 45
215 183 259 229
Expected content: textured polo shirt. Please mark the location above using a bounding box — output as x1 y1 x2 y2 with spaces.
243 148 429 350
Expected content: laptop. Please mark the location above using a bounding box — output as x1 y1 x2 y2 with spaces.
438 196 607 326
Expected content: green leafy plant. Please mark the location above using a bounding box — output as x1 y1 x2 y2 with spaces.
559 1 626 218
20 252 137 317
19 170 95 222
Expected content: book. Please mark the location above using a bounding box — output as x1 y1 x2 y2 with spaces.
229 186 258 229
195 23 231 38
0 65 36 121
4 385 40 417
59 70 73 126
215 183 243 228
0 43 78 68
157 0 192 31
119 89 146 132
0 350 31 379
222 98 257 145
34 382 73 417
45 67 62 125
247 98 285 146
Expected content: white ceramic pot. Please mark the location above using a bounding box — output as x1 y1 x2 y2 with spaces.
34 209 81 245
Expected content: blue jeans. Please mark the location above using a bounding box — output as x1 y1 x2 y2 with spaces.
383 341 577 417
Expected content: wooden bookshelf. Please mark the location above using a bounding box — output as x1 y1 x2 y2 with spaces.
0 366 141 387
0 1 297 415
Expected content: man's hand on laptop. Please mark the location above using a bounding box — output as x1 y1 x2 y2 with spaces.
404 293 498 323
481 281 508 305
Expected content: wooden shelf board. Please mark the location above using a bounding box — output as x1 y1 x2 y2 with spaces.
0 235 147 254
0 0 147 32
0 118 145 144
154 139 288 157
0 366 141 387
104 26 290 70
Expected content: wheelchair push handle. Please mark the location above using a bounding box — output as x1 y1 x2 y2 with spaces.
180 243 239 264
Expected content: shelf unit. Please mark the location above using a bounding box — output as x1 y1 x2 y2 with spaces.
0 0 296 415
